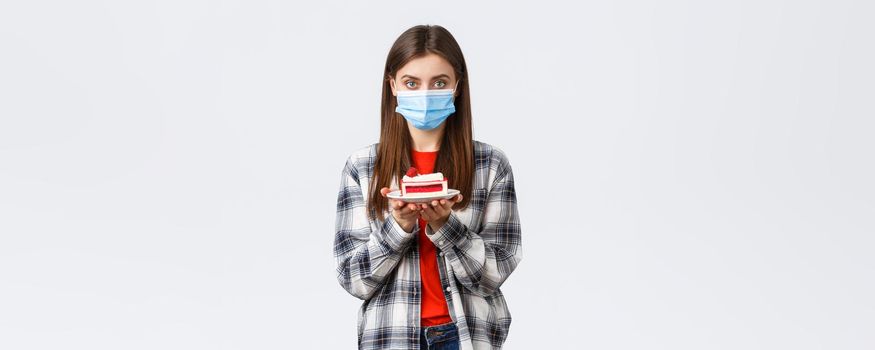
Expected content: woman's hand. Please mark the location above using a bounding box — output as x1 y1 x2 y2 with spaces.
418 194 464 232
381 187 421 233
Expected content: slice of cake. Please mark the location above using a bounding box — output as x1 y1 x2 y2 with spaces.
401 167 448 198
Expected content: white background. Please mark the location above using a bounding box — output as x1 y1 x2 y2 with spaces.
1 1 873 349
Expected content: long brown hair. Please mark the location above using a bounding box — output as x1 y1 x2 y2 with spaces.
367 24 474 221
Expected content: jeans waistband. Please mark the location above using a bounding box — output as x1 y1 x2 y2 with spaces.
422 321 458 342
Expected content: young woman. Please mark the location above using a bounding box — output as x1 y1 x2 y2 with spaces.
334 24 523 350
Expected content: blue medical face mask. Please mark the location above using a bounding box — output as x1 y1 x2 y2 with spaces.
393 80 460 130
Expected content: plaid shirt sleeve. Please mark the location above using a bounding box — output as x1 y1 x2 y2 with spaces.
334 155 420 300
425 149 523 297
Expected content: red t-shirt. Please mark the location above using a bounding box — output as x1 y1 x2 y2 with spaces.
410 149 453 326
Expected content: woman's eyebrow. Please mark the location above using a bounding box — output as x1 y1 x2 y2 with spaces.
400 74 451 81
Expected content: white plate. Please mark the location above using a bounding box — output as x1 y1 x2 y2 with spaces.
387 189 460 203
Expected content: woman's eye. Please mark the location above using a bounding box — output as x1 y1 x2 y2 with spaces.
434 80 446 88
405 81 417 88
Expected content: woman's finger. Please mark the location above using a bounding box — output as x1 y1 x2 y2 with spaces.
406 212 423 222
398 203 418 215
418 209 431 221
420 203 437 217
444 198 456 210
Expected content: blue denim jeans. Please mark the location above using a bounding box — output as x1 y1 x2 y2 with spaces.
420 321 460 350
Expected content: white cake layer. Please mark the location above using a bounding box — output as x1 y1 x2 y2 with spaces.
402 172 444 182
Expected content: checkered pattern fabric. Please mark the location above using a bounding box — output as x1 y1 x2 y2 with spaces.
334 140 523 350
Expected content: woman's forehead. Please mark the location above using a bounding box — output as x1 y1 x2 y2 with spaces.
396 53 455 80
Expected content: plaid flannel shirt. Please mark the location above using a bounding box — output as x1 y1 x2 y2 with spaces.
334 140 523 350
